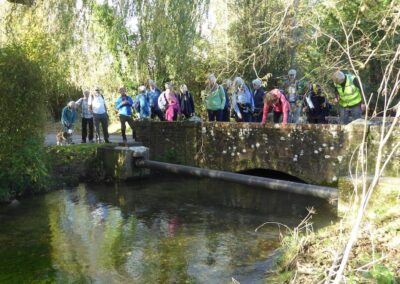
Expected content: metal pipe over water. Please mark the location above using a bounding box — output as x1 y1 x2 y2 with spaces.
136 159 337 201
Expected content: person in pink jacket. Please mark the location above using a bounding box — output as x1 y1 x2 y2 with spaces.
164 87 181 122
261 89 290 125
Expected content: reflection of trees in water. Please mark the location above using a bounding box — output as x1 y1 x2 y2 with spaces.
44 182 291 282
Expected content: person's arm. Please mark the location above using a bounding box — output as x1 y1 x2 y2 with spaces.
127 96 134 107
262 102 269 123
249 88 255 112
115 97 124 110
75 98 83 107
61 107 67 126
88 95 93 112
102 96 108 114
232 93 240 116
219 86 226 110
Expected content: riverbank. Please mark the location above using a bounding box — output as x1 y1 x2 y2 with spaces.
267 184 400 283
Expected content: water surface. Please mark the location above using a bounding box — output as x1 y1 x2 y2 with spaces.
0 177 335 283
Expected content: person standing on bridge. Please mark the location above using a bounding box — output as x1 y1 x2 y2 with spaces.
75 90 94 143
89 87 110 143
303 84 329 124
179 84 195 119
283 69 302 124
332 70 363 124
261 89 290 125
164 83 181 122
115 86 136 144
205 74 225 121
232 77 254 122
222 79 232 122
135 85 151 120
252 79 266 122
148 80 164 121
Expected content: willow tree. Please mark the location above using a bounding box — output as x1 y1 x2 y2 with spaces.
133 0 209 87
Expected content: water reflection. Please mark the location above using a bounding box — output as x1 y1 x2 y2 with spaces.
0 177 335 283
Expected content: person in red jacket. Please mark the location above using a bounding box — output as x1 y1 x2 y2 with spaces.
261 89 290 125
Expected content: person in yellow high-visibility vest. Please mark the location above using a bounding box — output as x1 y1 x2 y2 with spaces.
332 70 363 124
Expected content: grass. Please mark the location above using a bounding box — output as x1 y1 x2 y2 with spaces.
267 188 400 283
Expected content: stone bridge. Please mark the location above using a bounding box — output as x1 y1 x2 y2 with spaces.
132 121 400 188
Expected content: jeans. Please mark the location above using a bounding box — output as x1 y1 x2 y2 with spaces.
81 117 94 142
119 115 136 141
339 103 362 124
93 113 109 141
207 109 223 121
222 108 230 122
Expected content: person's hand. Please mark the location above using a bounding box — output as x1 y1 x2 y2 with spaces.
237 112 242 120
334 97 339 104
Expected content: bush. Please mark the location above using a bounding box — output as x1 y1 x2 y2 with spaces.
0 45 49 200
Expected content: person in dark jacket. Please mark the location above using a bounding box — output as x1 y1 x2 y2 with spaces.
304 84 329 124
148 80 164 121
252 79 266 122
222 79 232 122
179 84 195 119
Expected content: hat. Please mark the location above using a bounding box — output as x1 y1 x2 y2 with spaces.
288 69 297 76
332 71 345 84
252 79 262 87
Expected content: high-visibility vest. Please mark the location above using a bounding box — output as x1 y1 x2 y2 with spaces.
334 74 362 107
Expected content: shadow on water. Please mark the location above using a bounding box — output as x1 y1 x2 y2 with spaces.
0 176 336 283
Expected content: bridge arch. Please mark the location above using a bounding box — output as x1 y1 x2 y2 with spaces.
237 168 307 184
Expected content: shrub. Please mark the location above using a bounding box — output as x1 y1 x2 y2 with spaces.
0 45 49 200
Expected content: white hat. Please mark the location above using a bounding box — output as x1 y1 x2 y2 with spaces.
67 101 75 108
332 71 345 84
208 74 216 84
252 79 262 87
288 69 297 76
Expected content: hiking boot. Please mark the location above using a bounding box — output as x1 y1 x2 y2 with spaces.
81 140 86 144
105 139 111 143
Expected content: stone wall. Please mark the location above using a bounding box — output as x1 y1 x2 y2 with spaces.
133 121 347 186
132 121 400 187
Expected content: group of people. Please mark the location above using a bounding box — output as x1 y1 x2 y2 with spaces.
60 69 363 144
61 87 110 144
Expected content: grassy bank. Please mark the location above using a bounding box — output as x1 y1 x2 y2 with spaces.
268 186 400 283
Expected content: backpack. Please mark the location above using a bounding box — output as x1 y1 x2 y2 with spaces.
158 92 168 111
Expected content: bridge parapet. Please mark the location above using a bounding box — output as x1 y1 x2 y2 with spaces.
132 121 352 186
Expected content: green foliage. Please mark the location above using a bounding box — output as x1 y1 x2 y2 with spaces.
363 264 397 284
0 45 49 200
